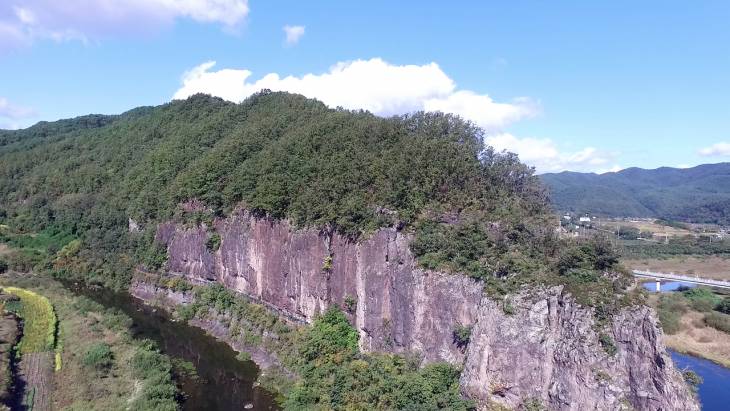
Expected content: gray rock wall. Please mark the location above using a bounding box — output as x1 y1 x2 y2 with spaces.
154 209 698 410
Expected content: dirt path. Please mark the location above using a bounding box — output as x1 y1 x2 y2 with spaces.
19 352 52 411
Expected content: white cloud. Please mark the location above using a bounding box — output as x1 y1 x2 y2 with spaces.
485 133 618 173
698 142 730 157
172 58 539 131
283 25 305 46
0 0 249 49
0 97 35 119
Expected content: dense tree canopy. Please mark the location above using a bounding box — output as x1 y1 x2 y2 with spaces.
0 92 625 304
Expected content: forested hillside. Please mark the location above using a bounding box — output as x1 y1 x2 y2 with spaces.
0 92 628 311
541 163 730 224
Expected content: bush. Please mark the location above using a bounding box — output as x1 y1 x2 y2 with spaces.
129 340 179 410
682 287 721 312
658 309 682 335
704 312 730 334
716 297 730 314
683 370 703 392
0 260 6 274
205 233 221 252
453 324 472 349
176 304 196 321
343 295 357 313
598 333 617 356
82 343 114 371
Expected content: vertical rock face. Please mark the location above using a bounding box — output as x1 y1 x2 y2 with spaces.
460 290 699 411
156 209 699 410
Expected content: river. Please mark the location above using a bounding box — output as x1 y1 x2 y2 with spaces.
670 351 730 411
65 283 280 411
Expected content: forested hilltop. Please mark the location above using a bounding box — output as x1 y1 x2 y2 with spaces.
541 163 730 224
0 92 629 309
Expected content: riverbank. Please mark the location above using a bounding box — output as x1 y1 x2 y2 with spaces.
671 350 730 411
663 310 730 368
648 293 730 369
0 273 180 410
129 277 297 399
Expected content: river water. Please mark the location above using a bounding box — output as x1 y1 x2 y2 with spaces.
641 280 697 292
65 284 280 411
670 351 730 411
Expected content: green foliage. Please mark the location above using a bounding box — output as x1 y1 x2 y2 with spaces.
322 255 333 272
176 304 196 322
452 324 472 349
0 92 555 291
656 293 687 335
343 295 357 313
205 233 221 252
82 342 114 371
682 287 722 312
522 398 546 411
194 283 236 312
286 308 473 410
164 276 193 292
682 370 703 392
717 297 730 315
598 333 618 356
542 163 730 225
620 236 730 260
616 226 641 240
130 340 179 411
704 311 730 334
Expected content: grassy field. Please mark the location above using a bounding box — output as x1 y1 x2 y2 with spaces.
624 256 730 280
3 287 57 354
600 220 695 237
0 274 180 411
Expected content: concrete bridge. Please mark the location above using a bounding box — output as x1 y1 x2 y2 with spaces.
632 269 730 291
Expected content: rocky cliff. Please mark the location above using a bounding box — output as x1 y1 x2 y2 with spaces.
154 209 698 410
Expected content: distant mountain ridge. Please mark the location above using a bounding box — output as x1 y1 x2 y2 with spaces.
540 163 730 224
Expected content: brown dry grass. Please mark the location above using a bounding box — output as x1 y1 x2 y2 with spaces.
625 256 730 280
663 310 730 368
0 244 9 257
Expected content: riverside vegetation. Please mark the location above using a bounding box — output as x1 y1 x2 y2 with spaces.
145 276 473 410
653 286 730 367
1 92 650 407
0 274 181 410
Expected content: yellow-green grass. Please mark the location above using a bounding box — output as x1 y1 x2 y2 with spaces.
3 287 57 354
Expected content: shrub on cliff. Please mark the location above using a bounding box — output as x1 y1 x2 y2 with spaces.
285 307 474 410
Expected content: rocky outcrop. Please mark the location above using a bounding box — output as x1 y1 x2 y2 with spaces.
154 209 699 410
157 211 482 364
460 290 698 411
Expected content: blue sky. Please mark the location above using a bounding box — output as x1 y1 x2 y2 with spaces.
1 1 729 173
